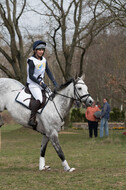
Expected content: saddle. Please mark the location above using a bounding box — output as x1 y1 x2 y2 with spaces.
15 86 47 113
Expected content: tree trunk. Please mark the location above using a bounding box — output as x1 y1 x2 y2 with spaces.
64 113 70 129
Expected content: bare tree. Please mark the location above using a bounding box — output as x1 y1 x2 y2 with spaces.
32 0 116 81
101 0 126 28
85 28 126 125
99 0 126 126
86 29 126 100
0 0 32 84
1 0 125 85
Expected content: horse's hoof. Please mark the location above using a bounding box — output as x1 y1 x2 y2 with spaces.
39 165 51 171
68 168 75 172
45 165 51 171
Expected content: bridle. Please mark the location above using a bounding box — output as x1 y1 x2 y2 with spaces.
74 82 90 104
51 79 91 122
54 80 90 104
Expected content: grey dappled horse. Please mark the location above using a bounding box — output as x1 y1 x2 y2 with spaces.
0 76 93 172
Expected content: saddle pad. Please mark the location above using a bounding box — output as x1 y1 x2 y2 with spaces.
15 88 43 114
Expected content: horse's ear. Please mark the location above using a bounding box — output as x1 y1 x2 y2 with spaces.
75 73 78 80
81 74 85 81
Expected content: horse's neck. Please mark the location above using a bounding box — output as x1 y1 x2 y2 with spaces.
55 84 74 118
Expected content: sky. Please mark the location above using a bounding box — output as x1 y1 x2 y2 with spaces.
19 0 77 36
20 0 45 35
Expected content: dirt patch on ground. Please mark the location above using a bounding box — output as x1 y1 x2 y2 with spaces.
59 131 78 134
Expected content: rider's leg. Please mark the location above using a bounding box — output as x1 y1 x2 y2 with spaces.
28 99 41 128
28 85 42 128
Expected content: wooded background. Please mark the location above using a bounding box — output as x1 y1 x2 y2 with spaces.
0 0 126 110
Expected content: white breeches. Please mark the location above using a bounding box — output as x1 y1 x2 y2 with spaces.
29 84 43 103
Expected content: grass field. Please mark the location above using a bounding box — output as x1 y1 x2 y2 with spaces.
1 124 126 190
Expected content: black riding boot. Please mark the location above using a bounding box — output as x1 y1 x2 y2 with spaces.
28 100 41 130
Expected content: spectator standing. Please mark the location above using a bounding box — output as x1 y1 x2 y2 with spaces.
85 101 100 138
100 98 111 137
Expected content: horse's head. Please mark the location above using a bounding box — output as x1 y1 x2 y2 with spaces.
74 76 94 107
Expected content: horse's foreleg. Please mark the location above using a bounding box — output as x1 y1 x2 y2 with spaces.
50 131 75 172
39 135 50 171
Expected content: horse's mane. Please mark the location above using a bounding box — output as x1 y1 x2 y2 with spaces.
58 78 74 91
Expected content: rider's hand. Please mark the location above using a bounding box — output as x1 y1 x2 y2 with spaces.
40 82 47 89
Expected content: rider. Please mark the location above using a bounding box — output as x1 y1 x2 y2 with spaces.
27 40 58 128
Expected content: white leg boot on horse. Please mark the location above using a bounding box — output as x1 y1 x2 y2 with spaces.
39 156 51 171
28 100 41 130
39 135 51 171
62 160 75 172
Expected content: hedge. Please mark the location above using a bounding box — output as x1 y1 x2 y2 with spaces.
70 107 125 123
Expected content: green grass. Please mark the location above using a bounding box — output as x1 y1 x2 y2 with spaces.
1 124 126 190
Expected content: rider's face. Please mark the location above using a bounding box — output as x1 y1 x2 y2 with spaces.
35 49 45 59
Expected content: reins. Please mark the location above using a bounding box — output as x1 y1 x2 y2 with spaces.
54 91 74 100
51 100 64 122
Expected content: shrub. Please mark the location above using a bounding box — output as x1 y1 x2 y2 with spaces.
70 107 125 123
70 108 87 122
109 107 125 122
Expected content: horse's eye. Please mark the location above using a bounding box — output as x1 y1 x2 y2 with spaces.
78 87 82 90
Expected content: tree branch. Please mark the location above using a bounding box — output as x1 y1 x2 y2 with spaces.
0 64 15 78
0 47 13 64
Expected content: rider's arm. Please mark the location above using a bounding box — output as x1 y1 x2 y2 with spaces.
28 59 40 85
45 61 57 87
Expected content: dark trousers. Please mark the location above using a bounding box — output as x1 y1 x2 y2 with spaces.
88 121 98 138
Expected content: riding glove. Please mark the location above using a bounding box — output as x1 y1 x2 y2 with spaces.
40 82 47 89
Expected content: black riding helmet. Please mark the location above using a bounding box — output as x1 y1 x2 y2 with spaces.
33 40 46 50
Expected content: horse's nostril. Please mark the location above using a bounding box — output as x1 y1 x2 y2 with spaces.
89 100 93 106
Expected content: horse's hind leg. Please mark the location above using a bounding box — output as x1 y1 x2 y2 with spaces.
0 114 4 127
39 135 50 170
50 130 75 172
